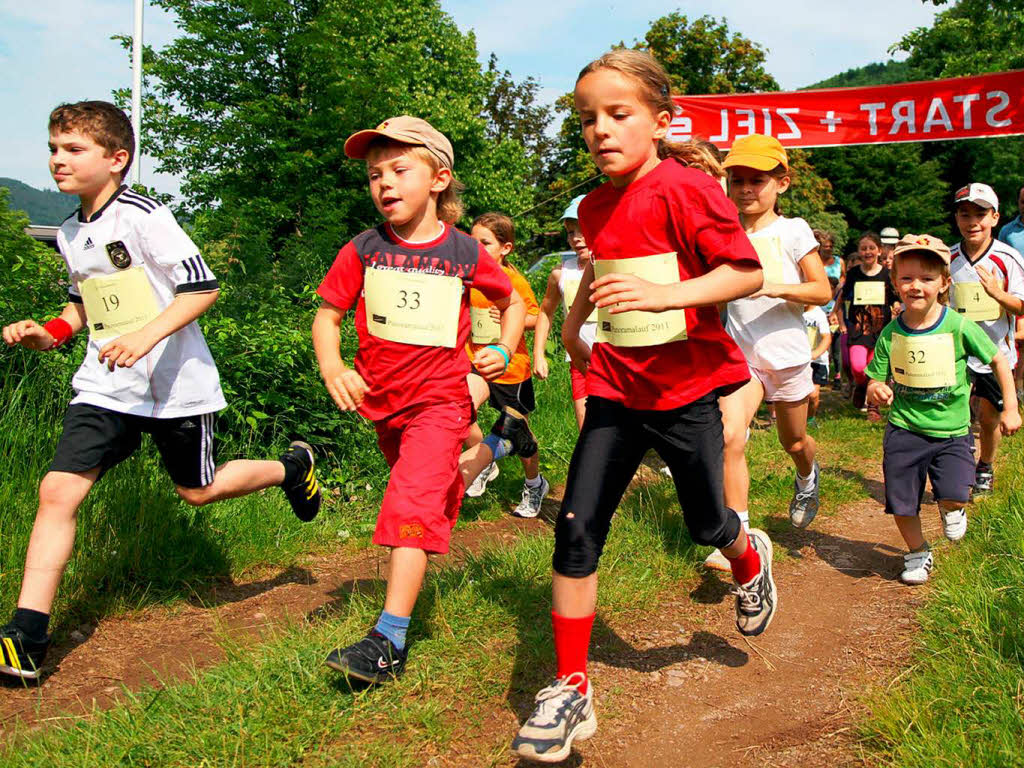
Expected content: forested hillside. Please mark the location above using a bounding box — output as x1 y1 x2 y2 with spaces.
0 177 76 224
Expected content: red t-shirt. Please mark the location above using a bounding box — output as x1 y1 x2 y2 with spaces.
317 223 513 421
579 159 759 410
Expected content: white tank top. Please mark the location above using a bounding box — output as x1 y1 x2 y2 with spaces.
557 256 597 358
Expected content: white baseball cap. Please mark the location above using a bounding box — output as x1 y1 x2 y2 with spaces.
954 183 999 210
880 227 899 245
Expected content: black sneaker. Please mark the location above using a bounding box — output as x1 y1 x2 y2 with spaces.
0 622 49 680
280 441 321 522
731 530 777 637
325 630 407 685
491 406 538 458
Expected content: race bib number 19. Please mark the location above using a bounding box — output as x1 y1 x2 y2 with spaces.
364 267 462 348
853 281 885 306
79 267 160 341
952 282 1000 322
891 332 956 389
594 253 687 347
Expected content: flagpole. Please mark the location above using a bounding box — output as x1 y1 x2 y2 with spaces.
131 0 143 186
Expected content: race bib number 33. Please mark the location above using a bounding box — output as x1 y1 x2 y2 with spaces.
594 253 687 347
952 282 1000 322
364 267 462 348
891 332 956 389
79 267 160 341
853 281 885 306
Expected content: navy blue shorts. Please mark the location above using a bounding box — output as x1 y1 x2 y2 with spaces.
810 362 829 386
881 424 974 516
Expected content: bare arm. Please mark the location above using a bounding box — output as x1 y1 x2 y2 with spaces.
3 302 87 350
976 265 1024 316
533 268 562 379
990 351 1021 435
752 249 832 306
589 262 763 314
312 300 368 412
472 289 526 380
811 330 831 361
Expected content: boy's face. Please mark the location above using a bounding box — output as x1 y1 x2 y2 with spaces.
892 253 949 314
955 201 999 244
48 128 127 196
366 144 450 231
563 219 590 264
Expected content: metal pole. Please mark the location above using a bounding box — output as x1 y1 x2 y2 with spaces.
131 0 143 186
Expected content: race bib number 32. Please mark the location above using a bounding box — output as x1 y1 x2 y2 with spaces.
853 281 885 306
79 267 160 341
594 253 687 347
891 332 956 389
952 282 1001 322
364 267 462 348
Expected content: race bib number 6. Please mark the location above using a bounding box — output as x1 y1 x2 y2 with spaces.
891 332 956 389
952 282 1001 322
79 267 160 341
853 281 885 306
364 267 462 348
470 306 501 345
594 253 687 347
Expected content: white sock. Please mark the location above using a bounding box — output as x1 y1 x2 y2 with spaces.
736 509 750 532
795 467 816 491
524 475 543 489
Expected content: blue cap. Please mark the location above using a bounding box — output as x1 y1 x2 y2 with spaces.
560 194 586 222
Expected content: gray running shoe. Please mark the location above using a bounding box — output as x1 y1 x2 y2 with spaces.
465 461 498 498
732 529 777 636
789 461 820 529
513 475 549 518
512 673 597 763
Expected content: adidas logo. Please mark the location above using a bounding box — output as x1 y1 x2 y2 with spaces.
83 237 95 250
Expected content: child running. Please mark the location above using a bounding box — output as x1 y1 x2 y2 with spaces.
511 50 771 763
534 195 595 429
312 116 526 685
0 101 321 681
866 234 1019 584
947 183 1024 494
462 213 549 517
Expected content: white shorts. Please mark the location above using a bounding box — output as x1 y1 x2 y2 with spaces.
750 362 814 403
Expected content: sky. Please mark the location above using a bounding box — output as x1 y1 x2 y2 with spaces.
0 0 941 197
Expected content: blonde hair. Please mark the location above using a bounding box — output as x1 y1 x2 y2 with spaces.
576 49 723 177
366 138 465 224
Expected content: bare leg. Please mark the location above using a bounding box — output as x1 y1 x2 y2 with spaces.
977 399 1001 465
720 377 765 513
459 442 495 488
572 397 586 431
774 397 816 477
894 515 926 551
381 547 429 616
552 572 598 618
464 423 484 450
807 384 820 419
521 452 540 481
175 459 284 506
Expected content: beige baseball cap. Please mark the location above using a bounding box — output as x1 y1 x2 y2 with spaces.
344 116 454 170
892 233 952 266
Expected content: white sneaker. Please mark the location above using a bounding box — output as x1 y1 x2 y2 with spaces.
900 549 933 585
465 461 498 498
511 673 597 763
941 508 967 542
659 466 673 478
703 548 731 572
513 475 549 518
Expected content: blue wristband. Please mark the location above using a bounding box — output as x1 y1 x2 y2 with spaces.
486 344 511 369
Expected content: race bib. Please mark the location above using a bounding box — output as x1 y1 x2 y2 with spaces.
952 282 1001 322
751 235 787 285
594 253 687 347
807 324 821 351
364 267 462 348
470 306 501 345
563 279 597 323
853 281 885 306
891 332 956 389
79 268 160 341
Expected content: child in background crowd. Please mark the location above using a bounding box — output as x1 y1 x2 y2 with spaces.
814 228 844 389
512 50 770 763
804 304 832 422
866 235 1019 584
947 183 1024 494
880 227 899 270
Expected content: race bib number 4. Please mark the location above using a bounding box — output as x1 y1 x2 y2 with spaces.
470 306 501 345
79 267 160 341
853 281 885 306
593 253 687 347
364 267 463 348
891 332 956 389
952 282 1001 322
750 235 787 285
563 279 597 323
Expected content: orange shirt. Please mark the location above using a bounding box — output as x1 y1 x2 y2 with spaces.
468 264 539 385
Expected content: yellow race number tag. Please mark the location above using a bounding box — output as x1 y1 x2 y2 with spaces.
807 324 821 351
853 281 885 306
364 267 462 348
563 279 597 323
79 268 160 341
751 235 787 285
891 332 956 389
593 253 687 347
470 306 501 345
952 282 1000 322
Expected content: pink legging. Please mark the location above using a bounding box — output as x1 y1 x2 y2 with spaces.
849 344 875 386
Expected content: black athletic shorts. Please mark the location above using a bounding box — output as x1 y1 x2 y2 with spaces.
810 362 829 386
553 393 741 578
882 424 974 515
969 369 1003 410
50 404 218 488
488 378 536 414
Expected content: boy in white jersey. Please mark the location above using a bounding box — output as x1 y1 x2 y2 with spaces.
0 101 322 682
948 183 1024 494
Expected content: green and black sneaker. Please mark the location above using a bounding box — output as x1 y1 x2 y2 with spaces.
280 441 322 522
0 623 49 681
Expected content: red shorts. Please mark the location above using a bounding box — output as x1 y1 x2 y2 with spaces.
373 400 471 554
570 366 587 401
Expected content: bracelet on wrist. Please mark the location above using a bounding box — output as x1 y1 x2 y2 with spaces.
486 344 511 368
42 318 73 349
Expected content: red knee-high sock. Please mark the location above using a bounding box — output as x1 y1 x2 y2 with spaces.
726 533 761 585
551 611 595 694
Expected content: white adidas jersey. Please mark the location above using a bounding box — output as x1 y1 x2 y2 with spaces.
949 239 1024 373
58 185 226 418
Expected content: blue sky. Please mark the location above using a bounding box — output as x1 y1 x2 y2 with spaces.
0 0 941 196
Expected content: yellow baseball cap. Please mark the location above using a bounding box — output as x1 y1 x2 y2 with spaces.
723 134 788 172
344 115 454 170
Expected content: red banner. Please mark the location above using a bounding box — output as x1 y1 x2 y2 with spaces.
670 70 1024 150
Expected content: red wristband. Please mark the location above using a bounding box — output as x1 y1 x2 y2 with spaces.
42 318 73 349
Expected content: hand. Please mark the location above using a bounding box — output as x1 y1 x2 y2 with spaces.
1000 408 1021 436
565 335 591 376
473 347 508 381
976 265 1003 299
590 273 675 314
323 365 368 412
533 355 549 380
3 319 56 351
747 282 783 300
97 330 159 371
488 306 501 323
867 381 893 407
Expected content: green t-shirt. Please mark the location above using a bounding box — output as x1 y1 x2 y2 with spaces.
866 307 998 437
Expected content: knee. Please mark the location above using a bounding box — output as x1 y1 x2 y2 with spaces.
782 435 809 457
721 420 746 455
38 475 80 516
553 512 600 578
176 485 215 506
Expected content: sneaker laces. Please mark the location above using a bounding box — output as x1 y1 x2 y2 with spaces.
528 673 586 726
730 575 763 616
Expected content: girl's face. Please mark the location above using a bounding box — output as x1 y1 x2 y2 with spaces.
858 238 880 267
574 68 670 187
471 224 513 264
727 166 790 218
563 219 591 264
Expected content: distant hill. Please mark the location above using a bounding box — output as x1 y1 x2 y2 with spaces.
0 177 77 225
805 60 912 90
